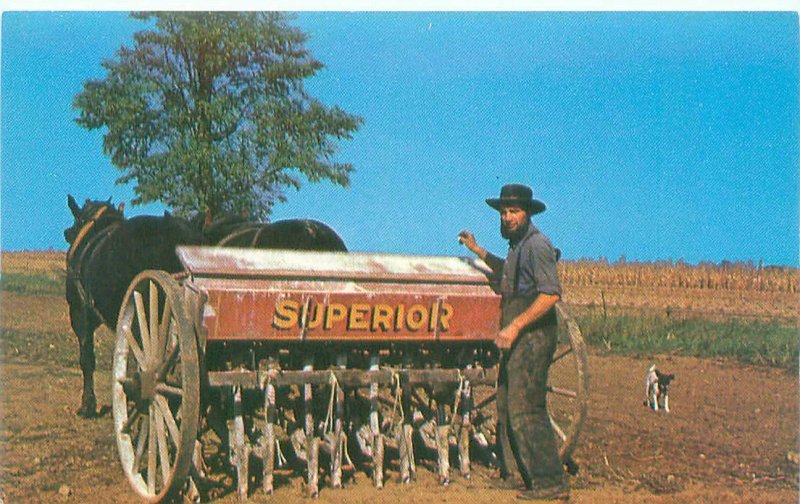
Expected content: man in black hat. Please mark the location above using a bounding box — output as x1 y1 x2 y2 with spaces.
459 183 568 501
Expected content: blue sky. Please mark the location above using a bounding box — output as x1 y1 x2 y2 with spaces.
2 12 798 265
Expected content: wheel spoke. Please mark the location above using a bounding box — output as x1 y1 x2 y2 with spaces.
155 406 171 484
123 326 145 368
473 391 496 411
134 291 152 361
121 406 142 435
154 395 180 446
149 281 160 361
550 416 568 442
552 346 573 364
547 385 578 398
133 414 149 473
157 342 180 381
148 403 157 494
155 383 183 399
158 296 173 362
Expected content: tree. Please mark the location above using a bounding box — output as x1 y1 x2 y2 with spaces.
74 12 362 219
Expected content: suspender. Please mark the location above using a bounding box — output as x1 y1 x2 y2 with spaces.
511 230 538 296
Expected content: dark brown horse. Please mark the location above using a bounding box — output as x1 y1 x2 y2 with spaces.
211 217 348 251
65 196 203 417
196 207 348 251
65 196 348 417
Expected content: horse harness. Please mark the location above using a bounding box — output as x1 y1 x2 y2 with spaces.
66 206 123 327
216 223 270 247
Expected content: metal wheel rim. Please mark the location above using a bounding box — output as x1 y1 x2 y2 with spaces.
112 270 199 502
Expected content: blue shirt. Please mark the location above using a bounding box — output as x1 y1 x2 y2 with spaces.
499 223 562 299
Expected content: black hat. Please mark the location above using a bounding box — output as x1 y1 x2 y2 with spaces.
485 184 546 214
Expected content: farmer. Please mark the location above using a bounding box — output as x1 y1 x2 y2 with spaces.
459 183 568 501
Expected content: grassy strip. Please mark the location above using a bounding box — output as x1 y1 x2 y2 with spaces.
577 312 799 369
0 272 64 296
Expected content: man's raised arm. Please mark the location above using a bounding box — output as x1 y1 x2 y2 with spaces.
458 230 505 274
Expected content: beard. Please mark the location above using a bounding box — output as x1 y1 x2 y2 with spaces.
500 222 512 239
501 220 528 241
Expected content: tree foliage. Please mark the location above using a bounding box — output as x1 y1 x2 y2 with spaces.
74 12 362 219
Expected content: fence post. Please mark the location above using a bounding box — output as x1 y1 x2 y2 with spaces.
601 290 607 320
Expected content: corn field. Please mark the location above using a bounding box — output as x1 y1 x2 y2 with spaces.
559 260 798 294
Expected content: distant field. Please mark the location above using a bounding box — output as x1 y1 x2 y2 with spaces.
1 250 65 274
1 252 66 296
560 258 797 293
558 259 798 323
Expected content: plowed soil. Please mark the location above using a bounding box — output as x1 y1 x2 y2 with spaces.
1 252 798 503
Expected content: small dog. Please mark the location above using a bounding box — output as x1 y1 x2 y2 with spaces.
644 364 675 413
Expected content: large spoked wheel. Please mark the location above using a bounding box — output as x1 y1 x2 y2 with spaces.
112 270 200 503
549 302 589 463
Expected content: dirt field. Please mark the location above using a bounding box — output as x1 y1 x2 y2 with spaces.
1 252 798 503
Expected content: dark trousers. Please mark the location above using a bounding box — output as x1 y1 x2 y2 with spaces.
496 321 565 490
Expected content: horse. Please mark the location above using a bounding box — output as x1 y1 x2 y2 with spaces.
199 209 348 251
64 195 203 417
65 196 348 418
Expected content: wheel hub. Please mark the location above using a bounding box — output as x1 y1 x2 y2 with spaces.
140 370 156 400
120 373 142 401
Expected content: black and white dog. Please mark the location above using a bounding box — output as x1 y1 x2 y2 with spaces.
644 364 675 413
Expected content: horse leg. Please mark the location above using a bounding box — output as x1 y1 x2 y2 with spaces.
78 328 98 418
72 304 100 418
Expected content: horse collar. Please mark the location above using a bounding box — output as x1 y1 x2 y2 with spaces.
67 206 112 261
66 215 122 328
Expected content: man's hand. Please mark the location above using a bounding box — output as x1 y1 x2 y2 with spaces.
497 294 560 350
458 230 480 255
459 229 504 276
495 323 521 350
